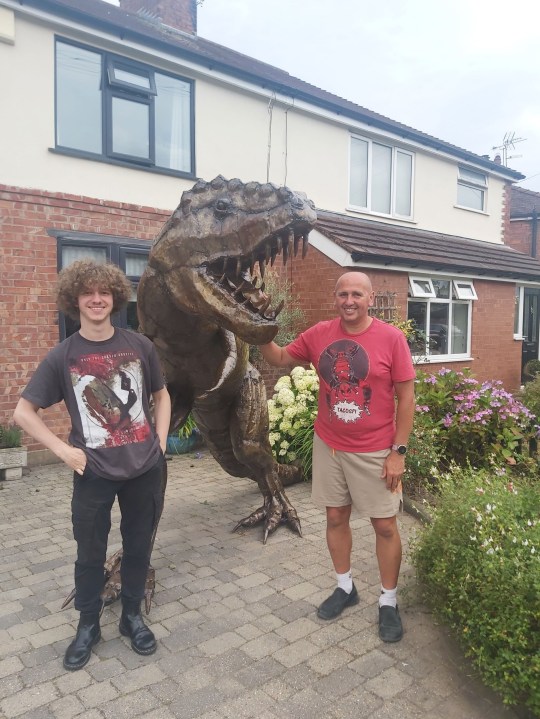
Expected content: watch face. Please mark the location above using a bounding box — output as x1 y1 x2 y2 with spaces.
397 445 407 455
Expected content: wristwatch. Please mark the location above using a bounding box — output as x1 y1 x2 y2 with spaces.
391 444 407 455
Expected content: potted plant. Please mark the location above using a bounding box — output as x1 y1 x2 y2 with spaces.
0 424 27 480
166 414 203 455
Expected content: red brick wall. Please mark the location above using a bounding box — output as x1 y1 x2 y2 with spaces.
506 219 533 255
0 185 169 459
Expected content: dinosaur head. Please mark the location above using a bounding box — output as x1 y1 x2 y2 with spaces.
149 176 317 345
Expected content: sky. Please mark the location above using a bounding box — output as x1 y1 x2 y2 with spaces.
195 0 540 192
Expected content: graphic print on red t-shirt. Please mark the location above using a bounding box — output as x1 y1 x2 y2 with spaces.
69 350 151 449
318 339 372 424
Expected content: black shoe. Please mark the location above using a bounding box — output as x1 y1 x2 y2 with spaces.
378 604 403 642
63 613 101 671
119 600 157 655
317 583 359 620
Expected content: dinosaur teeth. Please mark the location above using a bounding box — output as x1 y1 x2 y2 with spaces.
293 234 300 257
259 260 266 279
274 299 285 318
282 236 289 266
302 233 309 259
265 243 271 263
276 235 282 253
259 296 272 314
270 247 278 266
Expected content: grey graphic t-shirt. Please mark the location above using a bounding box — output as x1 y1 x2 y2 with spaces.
22 329 165 480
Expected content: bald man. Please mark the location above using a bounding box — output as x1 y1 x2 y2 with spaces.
261 271 415 642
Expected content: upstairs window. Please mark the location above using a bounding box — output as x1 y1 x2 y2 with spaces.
55 39 194 175
407 277 476 359
457 167 487 211
349 135 413 218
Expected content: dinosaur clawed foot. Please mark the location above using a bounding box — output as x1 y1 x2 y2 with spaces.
60 550 156 614
233 493 302 543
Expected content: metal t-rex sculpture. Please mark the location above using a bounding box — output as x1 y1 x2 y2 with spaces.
138 175 317 542
62 176 317 613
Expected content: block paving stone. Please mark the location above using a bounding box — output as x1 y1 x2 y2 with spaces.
0 454 532 719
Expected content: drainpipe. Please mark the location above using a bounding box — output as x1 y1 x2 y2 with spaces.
531 210 538 258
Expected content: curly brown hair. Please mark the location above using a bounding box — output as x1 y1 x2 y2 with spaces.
56 259 132 320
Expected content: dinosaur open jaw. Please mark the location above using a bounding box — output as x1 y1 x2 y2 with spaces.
206 225 311 321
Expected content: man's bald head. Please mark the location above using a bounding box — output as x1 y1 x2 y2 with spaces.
335 271 373 295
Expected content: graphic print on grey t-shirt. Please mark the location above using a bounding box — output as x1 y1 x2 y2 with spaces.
70 350 151 449
318 339 372 424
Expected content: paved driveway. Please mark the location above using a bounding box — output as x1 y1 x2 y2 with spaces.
0 452 525 718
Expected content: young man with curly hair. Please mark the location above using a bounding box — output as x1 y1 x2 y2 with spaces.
14 259 171 670
261 271 415 642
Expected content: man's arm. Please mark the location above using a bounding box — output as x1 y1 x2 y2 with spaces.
381 379 415 492
393 379 415 448
259 342 297 368
152 387 171 453
12 397 87 474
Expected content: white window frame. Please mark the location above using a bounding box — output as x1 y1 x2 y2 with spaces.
453 280 478 300
409 276 435 298
349 134 414 219
456 166 488 212
514 285 524 340
407 275 476 361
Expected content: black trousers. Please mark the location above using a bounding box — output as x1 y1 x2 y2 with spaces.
71 455 164 614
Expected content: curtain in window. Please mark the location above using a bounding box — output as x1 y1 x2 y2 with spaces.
62 246 107 267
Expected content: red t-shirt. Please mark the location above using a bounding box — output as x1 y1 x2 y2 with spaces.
286 318 415 452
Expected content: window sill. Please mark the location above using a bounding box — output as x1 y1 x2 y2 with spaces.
346 205 416 223
49 147 196 180
453 204 489 216
412 355 473 364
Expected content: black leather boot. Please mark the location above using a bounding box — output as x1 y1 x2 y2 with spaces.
119 599 157 655
63 612 101 671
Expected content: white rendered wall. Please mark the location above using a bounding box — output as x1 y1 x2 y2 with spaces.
0 8 507 243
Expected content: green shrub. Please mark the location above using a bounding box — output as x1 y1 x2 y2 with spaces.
0 424 22 449
519 374 540 426
411 466 540 714
415 368 538 471
178 413 198 439
405 409 441 499
250 270 306 366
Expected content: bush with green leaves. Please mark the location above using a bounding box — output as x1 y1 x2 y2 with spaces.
519 373 540 428
267 366 319 478
411 466 540 713
415 368 538 471
0 424 22 449
405 408 441 499
250 269 306 366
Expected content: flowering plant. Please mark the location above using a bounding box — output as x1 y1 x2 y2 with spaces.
268 366 319 477
415 368 538 470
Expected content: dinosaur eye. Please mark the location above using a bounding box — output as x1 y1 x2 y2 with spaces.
214 199 232 217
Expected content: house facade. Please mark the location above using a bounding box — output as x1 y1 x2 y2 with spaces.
505 186 540 376
1 0 539 463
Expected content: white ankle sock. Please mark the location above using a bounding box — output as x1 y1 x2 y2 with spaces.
379 585 397 608
336 570 353 594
